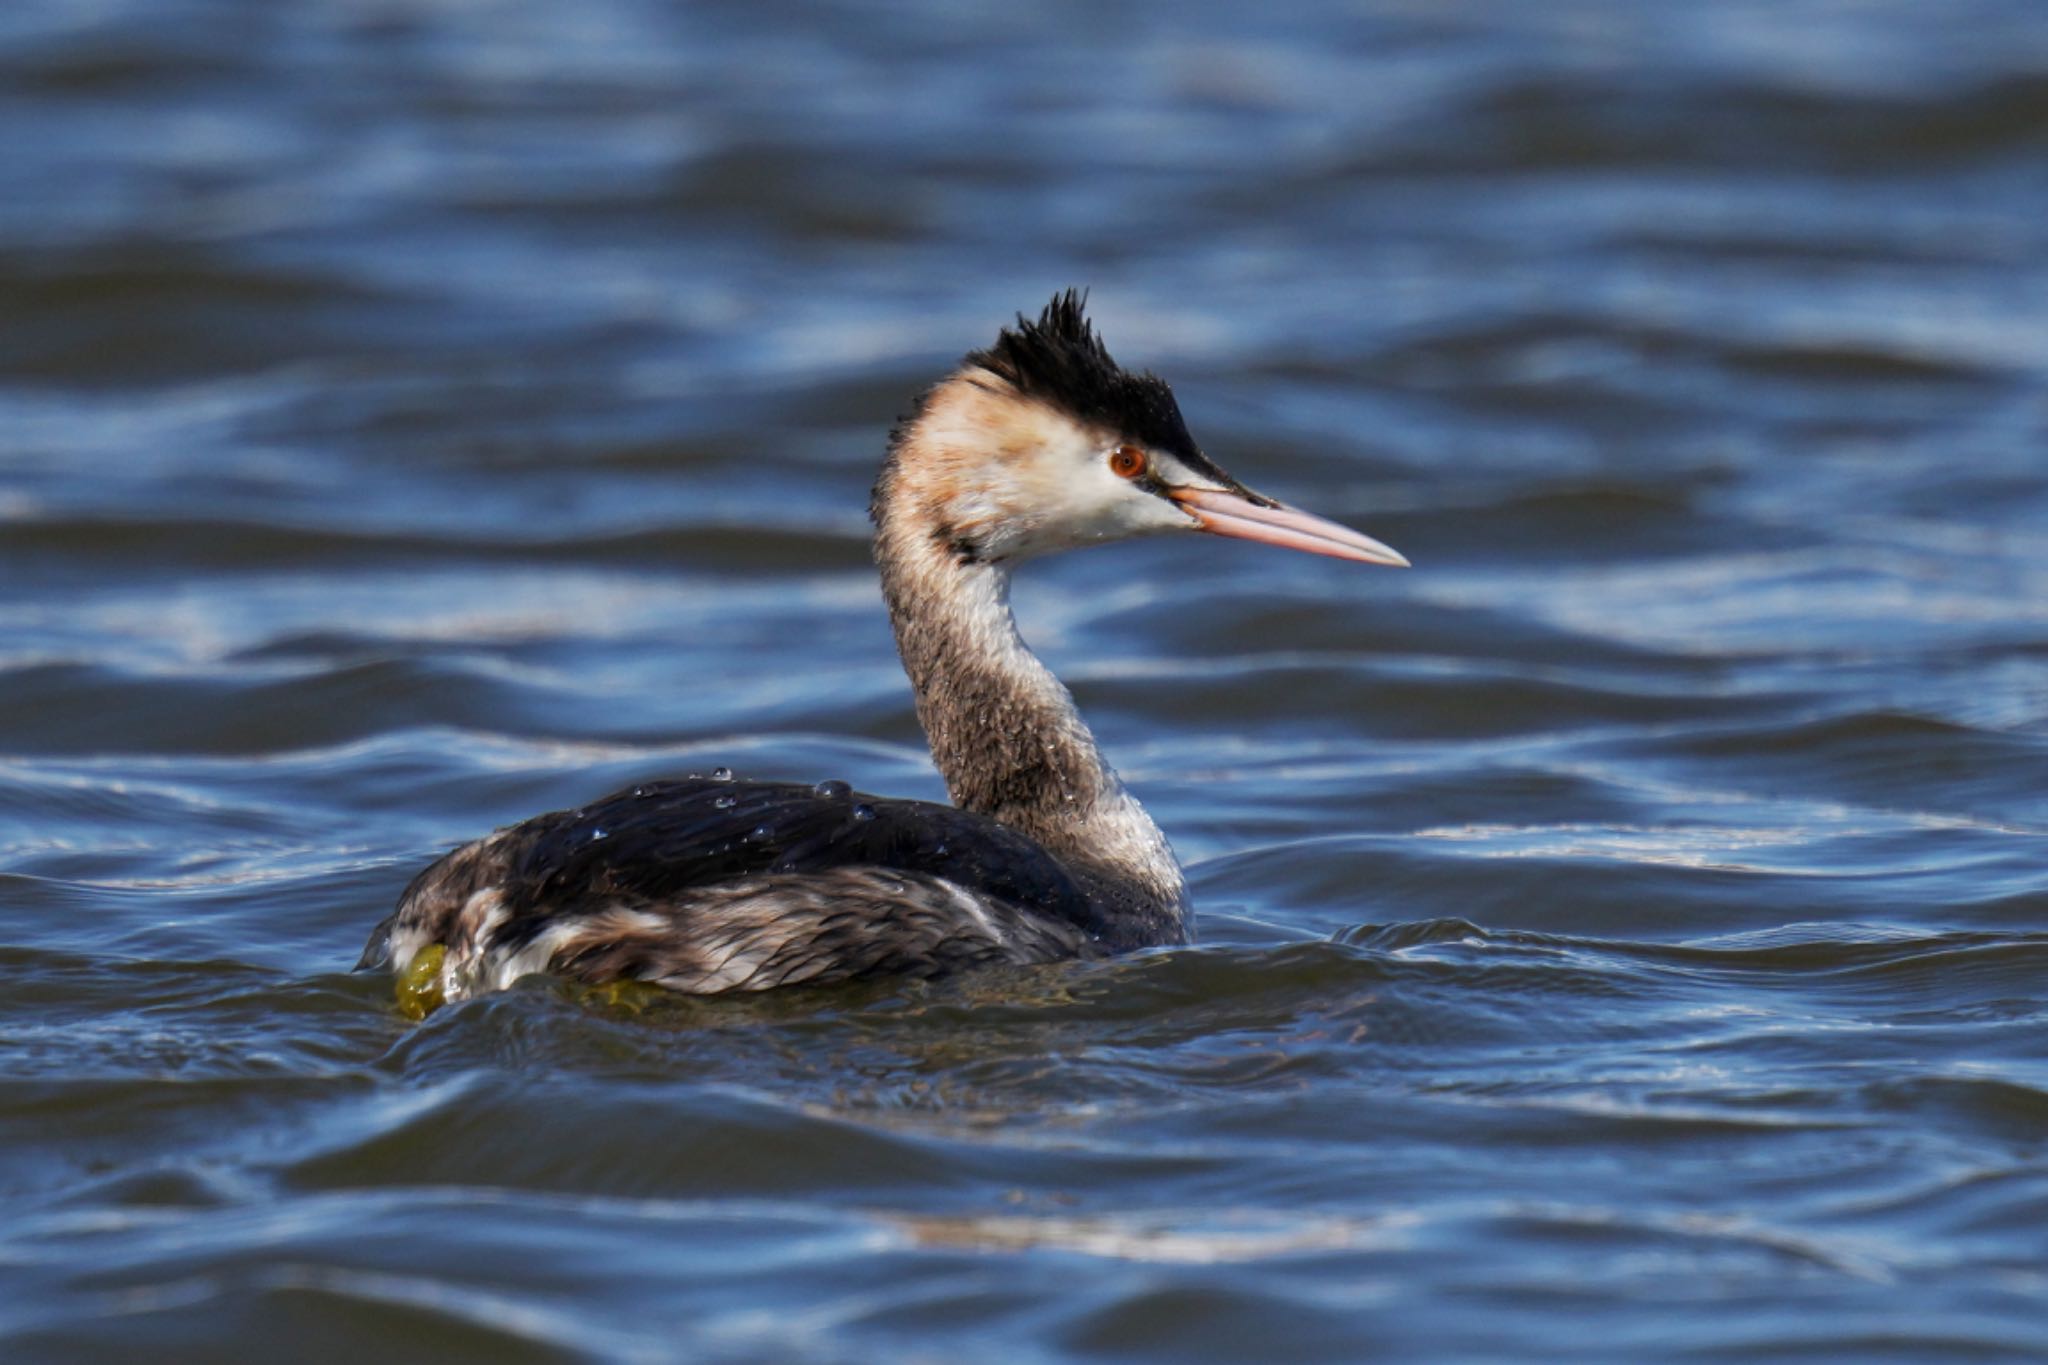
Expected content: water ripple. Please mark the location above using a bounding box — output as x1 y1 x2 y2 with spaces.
5 0 2048 1358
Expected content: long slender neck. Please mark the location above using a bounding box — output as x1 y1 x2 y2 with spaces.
873 507 1188 945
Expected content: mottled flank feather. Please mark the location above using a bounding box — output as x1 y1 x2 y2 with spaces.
538 868 1089 994
359 777 1111 1007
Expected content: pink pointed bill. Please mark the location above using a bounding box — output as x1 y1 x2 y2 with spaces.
1170 487 1409 567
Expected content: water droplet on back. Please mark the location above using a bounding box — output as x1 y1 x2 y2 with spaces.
851 803 876 821
712 793 736 809
590 827 608 841
812 779 850 800
749 824 773 842
711 766 733 782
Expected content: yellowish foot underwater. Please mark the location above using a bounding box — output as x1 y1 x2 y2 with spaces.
395 943 447 1021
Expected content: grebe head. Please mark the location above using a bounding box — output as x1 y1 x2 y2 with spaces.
876 290 1408 569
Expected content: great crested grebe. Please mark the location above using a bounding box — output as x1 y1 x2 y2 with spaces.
360 292 1406 1014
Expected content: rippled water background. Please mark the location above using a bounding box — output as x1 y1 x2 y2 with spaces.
4 1 2048 1359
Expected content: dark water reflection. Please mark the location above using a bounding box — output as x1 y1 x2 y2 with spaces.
4 0 2048 1359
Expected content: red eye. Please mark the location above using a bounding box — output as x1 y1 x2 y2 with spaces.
1109 445 1147 479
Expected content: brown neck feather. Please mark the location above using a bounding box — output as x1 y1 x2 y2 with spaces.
872 470 1187 944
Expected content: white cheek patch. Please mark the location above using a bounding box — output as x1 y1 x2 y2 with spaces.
998 437 1199 558
913 376 1212 561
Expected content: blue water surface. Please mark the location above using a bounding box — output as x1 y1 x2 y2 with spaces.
3 1 2047 1359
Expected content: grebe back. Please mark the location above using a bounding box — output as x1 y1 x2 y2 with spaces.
360 292 1406 1013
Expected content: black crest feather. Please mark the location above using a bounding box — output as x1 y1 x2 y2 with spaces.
965 290 1225 476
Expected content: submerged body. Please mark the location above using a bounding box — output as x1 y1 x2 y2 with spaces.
363 778 1116 1006
361 293 1404 1010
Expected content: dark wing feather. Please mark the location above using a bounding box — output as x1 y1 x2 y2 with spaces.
362 776 1113 970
